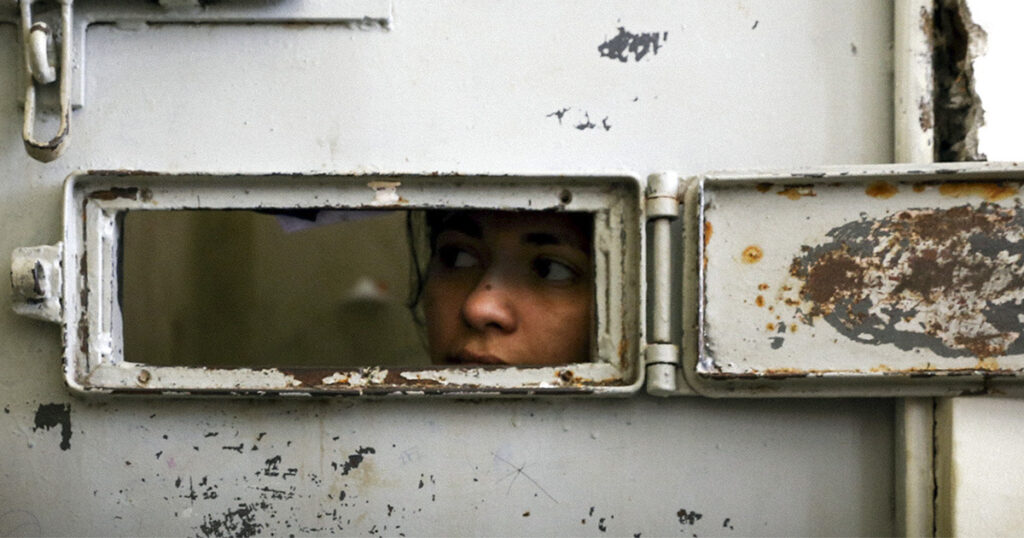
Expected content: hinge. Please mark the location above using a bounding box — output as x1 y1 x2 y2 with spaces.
11 243 63 323
644 172 690 396
6 0 393 162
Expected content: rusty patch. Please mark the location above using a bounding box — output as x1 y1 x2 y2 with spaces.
754 295 765 308
88 187 139 201
789 203 1024 358
938 182 1018 202
77 311 89 356
920 4 933 35
866 181 899 199
741 245 763 263
755 183 772 193
777 185 816 200
913 183 927 193
919 96 933 132
270 366 623 393
703 222 713 271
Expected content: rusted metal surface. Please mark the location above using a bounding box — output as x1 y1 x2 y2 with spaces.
933 0 987 162
687 163 1024 396
790 198 1024 360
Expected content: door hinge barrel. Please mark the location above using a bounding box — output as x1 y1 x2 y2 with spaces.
645 172 686 395
645 171 680 219
645 343 680 395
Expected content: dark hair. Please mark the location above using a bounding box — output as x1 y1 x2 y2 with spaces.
405 211 429 327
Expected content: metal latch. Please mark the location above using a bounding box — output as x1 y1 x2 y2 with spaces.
11 243 63 323
20 0 73 162
644 172 687 396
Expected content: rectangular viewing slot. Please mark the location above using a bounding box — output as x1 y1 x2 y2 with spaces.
121 208 597 370
63 173 643 396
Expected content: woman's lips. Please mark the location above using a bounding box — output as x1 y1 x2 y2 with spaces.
448 351 507 365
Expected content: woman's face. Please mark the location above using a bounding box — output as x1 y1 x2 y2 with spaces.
422 211 593 366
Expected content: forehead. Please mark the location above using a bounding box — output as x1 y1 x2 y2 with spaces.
433 210 592 250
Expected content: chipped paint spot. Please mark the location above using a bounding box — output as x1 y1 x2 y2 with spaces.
367 181 401 204
33 403 71 450
546 107 570 124
741 245 763 263
576 112 596 131
919 96 933 132
777 185 816 200
88 186 139 201
933 0 985 161
335 446 376 476
598 27 667 62
677 508 702 525
865 181 899 199
198 502 266 538
790 203 1024 358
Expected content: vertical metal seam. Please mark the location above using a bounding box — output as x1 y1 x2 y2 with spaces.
894 0 939 535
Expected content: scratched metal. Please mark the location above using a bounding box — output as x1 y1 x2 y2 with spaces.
693 165 1024 394
0 3 902 536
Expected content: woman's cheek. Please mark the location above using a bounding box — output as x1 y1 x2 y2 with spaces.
422 281 457 360
531 289 592 363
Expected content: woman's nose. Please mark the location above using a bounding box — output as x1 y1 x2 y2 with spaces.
461 276 518 333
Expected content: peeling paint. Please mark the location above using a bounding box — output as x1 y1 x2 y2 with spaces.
598 27 667 62
545 107 570 124
677 508 703 525
789 202 1024 359
933 0 987 161
777 185 817 200
335 447 376 476
32 403 71 450
866 181 899 199
198 502 267 538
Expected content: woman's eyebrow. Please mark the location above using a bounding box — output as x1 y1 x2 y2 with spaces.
523 232 586 251
438 215 483 238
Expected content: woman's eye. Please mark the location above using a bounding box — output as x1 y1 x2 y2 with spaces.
533 258 578 282
439 246 479 269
